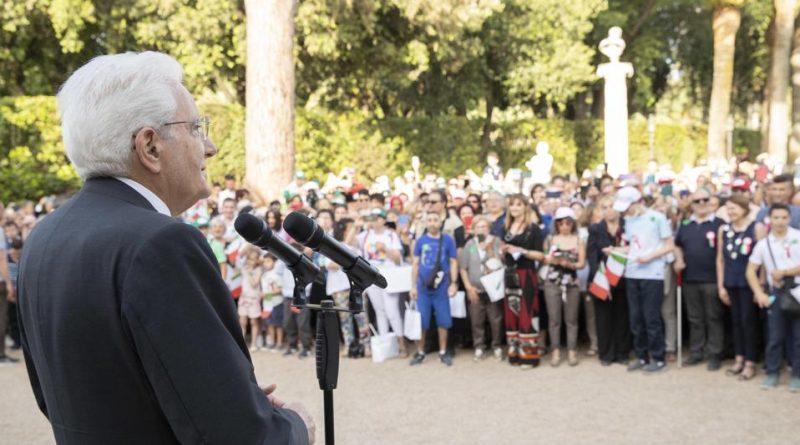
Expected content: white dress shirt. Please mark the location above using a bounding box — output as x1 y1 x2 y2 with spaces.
113 177 171 217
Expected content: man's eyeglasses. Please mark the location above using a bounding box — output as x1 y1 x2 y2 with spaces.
163 116 211 139
427 200 442 205
692 197 710 205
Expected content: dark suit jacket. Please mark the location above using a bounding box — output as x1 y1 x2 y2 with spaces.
18 177 308 444
587 220 625 289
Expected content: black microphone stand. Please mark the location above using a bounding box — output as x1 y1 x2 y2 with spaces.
293 272 366 445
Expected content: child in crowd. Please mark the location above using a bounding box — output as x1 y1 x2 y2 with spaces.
239 247 264 352
260 254 284 352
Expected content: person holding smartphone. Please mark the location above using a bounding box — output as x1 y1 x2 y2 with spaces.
746 204 800 392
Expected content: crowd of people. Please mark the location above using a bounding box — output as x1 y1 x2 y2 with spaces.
2 153 800 393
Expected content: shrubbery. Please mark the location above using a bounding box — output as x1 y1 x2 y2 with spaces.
0 97 763 202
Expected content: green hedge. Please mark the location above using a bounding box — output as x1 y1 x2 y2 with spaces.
0 96 80 203
0 96 763 202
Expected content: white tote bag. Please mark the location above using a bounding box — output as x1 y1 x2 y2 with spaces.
369 324 399 363
403 301 422 340
449 291 467 318
480 269 506 302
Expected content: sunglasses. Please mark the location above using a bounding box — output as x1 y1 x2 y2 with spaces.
428 200 442 204
692 198 710 205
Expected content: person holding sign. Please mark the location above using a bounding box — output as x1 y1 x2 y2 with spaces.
459 215 504 362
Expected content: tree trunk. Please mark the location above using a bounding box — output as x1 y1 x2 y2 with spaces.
707 6 741 163
765 0 796 166
790 12 800 162
245 0 298 204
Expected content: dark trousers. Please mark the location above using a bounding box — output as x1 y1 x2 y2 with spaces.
284 303 312 350
595 284 630 362
0 284 6 357
626 278 665 362
683 282 724 358
766 305 800 377
726 286 759 362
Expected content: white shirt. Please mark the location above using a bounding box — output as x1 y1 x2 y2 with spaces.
749 227 800 287
114 177 171 217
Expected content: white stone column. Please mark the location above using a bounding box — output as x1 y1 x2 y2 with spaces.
596 27 634 177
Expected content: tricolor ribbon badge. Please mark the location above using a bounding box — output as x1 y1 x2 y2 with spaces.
741 237 752 255
706 231 716 249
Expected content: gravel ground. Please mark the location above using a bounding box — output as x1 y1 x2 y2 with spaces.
2 346 800 445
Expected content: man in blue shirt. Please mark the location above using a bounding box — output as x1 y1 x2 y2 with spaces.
410 212 459 366
674 187 725 370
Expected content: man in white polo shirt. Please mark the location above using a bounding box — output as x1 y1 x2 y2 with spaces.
746 203 800 392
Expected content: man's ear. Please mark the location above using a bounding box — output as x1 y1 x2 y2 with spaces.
132 127 162 174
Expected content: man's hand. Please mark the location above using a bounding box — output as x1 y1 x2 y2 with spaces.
284 402 316 445
466 286 480 303
672 260 685 274
448 282 458 297
601 247 614 256
410 288 418 301
718 287 731 306
754 291 771 309
261 384 285 408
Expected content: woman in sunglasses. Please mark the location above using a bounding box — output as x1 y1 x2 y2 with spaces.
542 207 586 366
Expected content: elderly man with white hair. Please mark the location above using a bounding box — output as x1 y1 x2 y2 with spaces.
17 52 314 444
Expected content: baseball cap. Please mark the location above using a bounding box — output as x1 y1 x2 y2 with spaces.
731 177 751 191
554 207 576 220
370 208 387 219
612 186 642 212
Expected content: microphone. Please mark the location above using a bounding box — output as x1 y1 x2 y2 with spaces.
234 213 322 286
283 212 387 289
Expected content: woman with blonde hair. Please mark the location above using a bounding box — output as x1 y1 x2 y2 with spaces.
500 194 546 368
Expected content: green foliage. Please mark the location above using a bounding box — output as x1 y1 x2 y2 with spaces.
296 108 409 184
200 101 245 186
0 96 80 202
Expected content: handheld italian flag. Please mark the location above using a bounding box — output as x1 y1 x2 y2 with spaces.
225 238 242 265
589 263 610 301
605 251 627 287
227 269 243 299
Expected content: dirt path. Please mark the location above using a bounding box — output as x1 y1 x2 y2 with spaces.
2 348 799 444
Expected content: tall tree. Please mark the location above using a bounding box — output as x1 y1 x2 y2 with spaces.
707 2 742 163
765 0 796 165
245 0 298 203
790 10 800 161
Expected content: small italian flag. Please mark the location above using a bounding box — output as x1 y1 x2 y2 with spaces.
225 238 242 265
605 252 627 287
589 263 610 301
227 269 243 299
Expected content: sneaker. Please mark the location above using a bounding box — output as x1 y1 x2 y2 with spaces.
627 359 647 372
707 357 722 371
409 352 426 366
473 349 485 362
789 377 800 393
666 352 677 363
643 361 667 373
493 347 503 362
283 347 298 357
761 374 779 390
439 352 453 367
298 349 310 359
249 346 259 353
0 356 19 365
